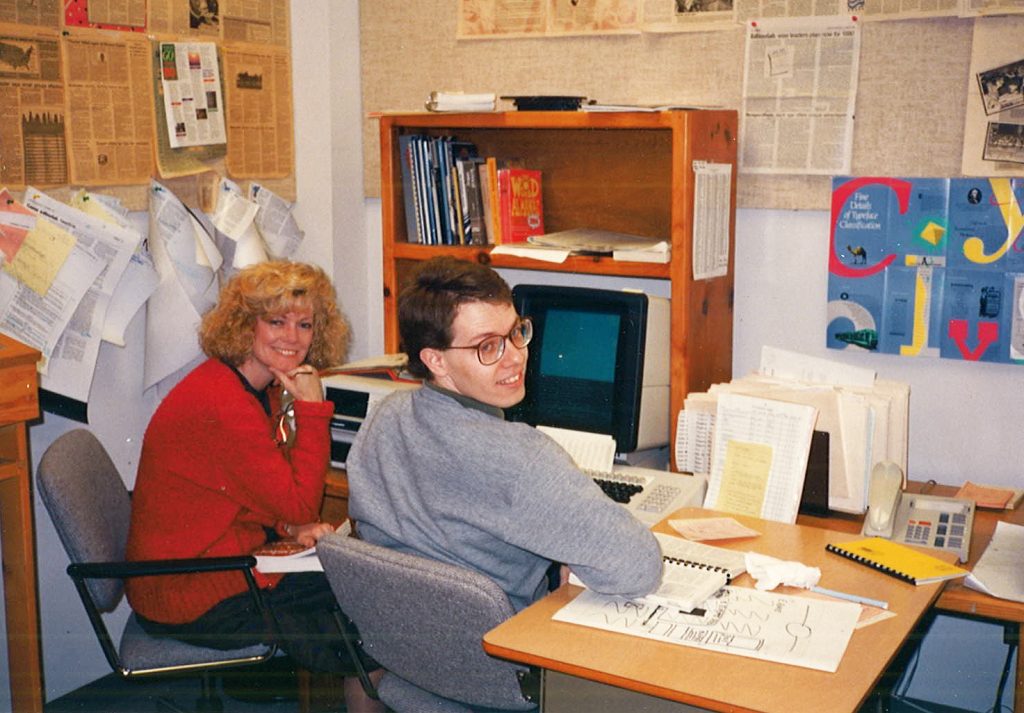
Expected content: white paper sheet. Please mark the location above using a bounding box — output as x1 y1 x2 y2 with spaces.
965 521 1024 603
739 16 860 175
144 182 219 389
23 188 141 401
214 179 268 269
704 393 817 523
250 182 305 259
553 584 859 672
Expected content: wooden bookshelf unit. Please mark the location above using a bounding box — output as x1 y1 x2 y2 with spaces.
377 111 738 460
0 333 42 712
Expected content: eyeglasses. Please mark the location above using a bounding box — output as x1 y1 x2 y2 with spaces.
445 317 532 366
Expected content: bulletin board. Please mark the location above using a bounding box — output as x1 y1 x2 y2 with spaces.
1 0 297 213
359 1 993 211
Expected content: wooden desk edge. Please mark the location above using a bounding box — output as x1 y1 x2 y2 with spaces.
482 635 747 712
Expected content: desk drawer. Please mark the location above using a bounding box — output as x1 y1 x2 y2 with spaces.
0 364 39 425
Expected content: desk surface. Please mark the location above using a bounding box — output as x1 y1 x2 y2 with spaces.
798 481 1024 623
483 508 948 713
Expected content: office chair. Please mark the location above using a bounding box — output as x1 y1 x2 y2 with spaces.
36 428 276 713
318 533 540 713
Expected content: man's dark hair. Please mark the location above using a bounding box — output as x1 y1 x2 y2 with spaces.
398 257 513 379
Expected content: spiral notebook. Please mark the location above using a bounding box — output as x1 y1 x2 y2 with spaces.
653 532 747 579
825 537 968 586
570 533 746 611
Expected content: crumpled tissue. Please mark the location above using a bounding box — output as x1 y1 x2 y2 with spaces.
744 551 821 591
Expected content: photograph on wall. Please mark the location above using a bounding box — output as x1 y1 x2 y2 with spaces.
976 58 1024 116
962 17 1024 176
982 122 1024 164
644 0 736 33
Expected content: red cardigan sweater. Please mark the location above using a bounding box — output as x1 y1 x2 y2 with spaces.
125 359 333 624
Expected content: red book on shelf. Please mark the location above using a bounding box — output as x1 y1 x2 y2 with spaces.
497 168 544 243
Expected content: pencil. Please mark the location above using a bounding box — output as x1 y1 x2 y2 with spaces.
811 585 889 610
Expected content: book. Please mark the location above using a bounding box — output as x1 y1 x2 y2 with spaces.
825 536 968 585
652 531 747 580
457 156 487 244
252 539 323 573
497 167 544 244
569 531 741 612
253 521 352 573
397 135 423 243
484 157 502 244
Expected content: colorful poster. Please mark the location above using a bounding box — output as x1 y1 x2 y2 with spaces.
827 175 1023 365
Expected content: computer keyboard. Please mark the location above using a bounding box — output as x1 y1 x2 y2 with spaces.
592 467 708 526
593 476 643 503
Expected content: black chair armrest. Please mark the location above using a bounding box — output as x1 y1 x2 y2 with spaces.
68 555 257 580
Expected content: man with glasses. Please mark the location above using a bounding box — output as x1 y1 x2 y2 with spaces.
346 256 661 613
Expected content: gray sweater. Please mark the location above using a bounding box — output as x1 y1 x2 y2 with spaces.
347 384 662 612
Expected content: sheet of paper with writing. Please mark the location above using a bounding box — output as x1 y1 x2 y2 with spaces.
553 585 859 672
703 393 817 523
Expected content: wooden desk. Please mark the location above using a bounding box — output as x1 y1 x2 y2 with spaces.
334 461 1024 709
0 334 43 713
799 481 1024 713
322 466 349 524
484 508 947 713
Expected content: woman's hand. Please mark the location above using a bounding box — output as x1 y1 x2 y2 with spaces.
286 521 335 548
272 365 324 403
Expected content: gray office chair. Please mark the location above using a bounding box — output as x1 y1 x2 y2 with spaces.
36 428 276 712
318 532 539 713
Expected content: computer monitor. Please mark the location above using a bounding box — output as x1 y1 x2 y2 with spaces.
507 284 670 454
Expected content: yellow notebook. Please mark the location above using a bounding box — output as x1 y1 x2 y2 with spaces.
825 537 968 586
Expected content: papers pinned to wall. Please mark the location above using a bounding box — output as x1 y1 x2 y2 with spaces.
0 182 306 411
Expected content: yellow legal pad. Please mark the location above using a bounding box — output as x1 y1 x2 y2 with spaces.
825 537 969 586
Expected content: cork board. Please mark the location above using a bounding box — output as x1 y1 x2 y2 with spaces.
360 2 976 211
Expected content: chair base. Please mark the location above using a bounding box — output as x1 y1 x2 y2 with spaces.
220 655 299 704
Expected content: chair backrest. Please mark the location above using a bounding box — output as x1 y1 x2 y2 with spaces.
37 428 133 612
318 533 536 711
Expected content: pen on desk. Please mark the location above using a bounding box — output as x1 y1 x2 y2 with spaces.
642 604 663 626
811 585 889 610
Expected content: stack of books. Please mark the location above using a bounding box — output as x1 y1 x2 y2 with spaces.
397 134 544 246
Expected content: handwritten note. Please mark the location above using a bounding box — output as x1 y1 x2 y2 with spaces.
2 217 76 296
717 440 773 516
703 393 818 524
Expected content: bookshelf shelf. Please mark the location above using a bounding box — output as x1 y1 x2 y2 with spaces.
377 110 738 462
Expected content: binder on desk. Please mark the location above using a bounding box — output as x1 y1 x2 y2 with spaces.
825 536 968 585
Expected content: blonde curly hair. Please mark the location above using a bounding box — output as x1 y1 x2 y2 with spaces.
199 261 349 370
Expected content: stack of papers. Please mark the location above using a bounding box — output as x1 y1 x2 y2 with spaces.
425 91 496 112
955 481 1024 510
527 227 666 254
676 347 910 515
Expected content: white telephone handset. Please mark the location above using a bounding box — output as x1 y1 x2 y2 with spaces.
863 461 904 538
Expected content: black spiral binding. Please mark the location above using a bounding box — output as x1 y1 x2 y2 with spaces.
662 556 733 584
825 543 917 585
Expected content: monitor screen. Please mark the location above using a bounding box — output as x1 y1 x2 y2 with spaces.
538 310 619 382
509 284 658 453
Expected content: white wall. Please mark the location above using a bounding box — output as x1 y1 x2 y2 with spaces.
733 208 1024 489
